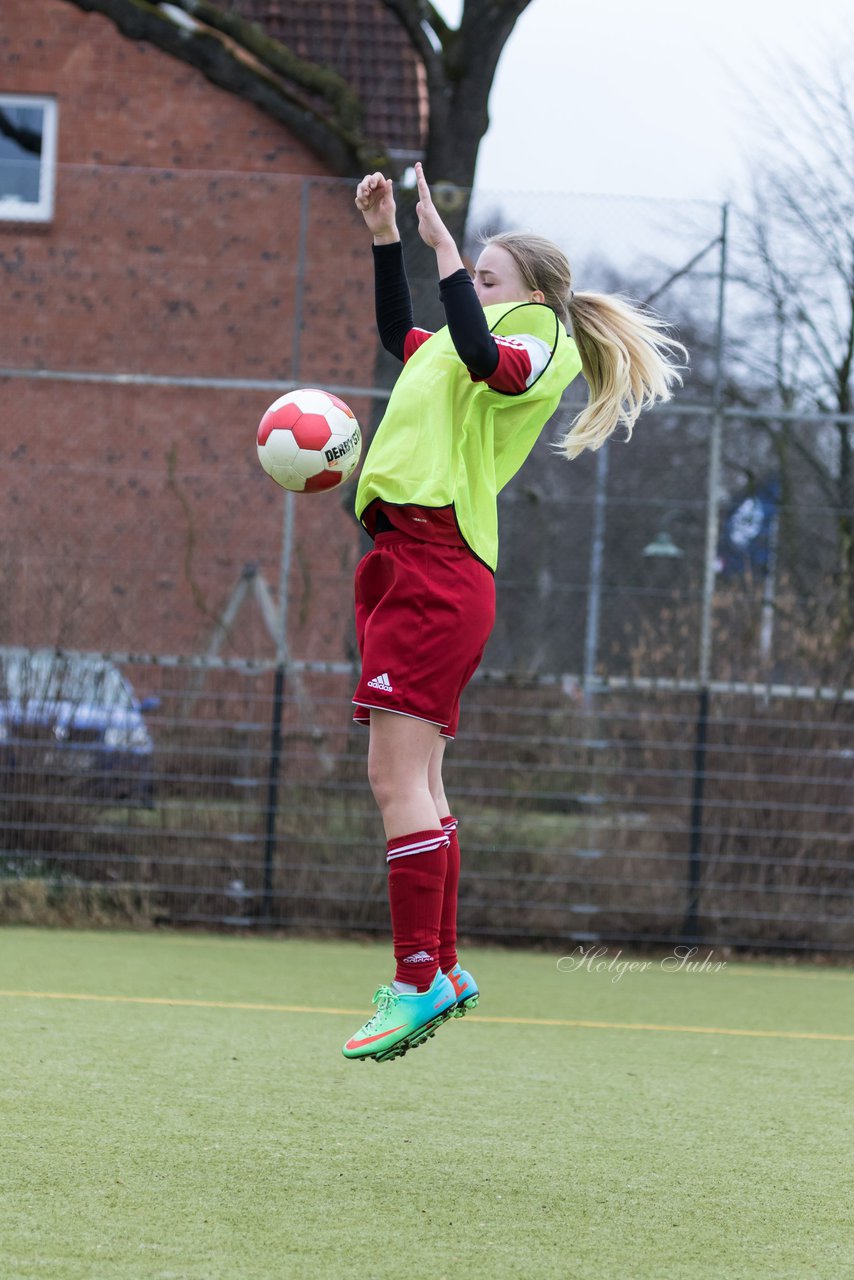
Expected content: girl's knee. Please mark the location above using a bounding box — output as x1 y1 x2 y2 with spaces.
367 754 394 809
367 711 440 813
428 778 447 812
427 740 447 812
367 741 416 808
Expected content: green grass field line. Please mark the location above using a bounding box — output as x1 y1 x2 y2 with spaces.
2 928 853 1280
1 987 853 1042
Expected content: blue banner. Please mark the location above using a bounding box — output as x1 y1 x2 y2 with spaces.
717 479 780 577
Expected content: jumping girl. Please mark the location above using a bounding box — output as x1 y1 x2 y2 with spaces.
342 164 685 1062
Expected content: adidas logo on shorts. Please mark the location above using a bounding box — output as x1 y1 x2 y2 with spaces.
367 671 393 692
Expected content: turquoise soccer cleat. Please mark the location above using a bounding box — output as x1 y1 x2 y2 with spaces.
342 967 457 1062
446 962 479 1017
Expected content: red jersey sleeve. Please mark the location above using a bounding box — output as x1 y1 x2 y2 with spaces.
471 334 552 394
403 328 434 363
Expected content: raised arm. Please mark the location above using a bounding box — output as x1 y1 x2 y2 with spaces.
355 170 399 247
413 163 499 380
373 243 415 362
355 171 413 361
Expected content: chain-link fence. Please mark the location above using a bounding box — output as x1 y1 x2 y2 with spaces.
1 166 852 951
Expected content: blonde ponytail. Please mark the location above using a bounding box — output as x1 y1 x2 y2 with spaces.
560 292 686 459
483 231 687 460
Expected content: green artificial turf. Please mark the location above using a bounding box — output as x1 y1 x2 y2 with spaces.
1 928 852 1280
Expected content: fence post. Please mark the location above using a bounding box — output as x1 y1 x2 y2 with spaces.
262 489 295 924
683 686 710 942
261 178 311 924
583 441 609 708
698 202 729 690
683 202 729 943
291 176 311 384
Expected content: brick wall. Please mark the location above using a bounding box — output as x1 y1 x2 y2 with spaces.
1 0 377 667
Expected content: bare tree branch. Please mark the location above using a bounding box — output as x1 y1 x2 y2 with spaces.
750 417 838 505
377 0 447 78
726 40 854 638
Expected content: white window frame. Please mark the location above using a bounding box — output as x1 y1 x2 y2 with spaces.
0 94 58 223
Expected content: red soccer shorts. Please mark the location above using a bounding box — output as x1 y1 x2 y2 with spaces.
352 532 495 739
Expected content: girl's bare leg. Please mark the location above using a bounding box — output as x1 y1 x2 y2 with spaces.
366 709 450 991
428 736 460 972
427 735 450 821
367 709 443 837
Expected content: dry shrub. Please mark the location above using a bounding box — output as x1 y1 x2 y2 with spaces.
0 877 156 928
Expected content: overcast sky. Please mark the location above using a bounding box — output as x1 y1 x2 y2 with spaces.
433 0 852 203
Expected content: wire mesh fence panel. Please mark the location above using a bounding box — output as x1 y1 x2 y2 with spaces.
2 165 852 950
1 659 850 948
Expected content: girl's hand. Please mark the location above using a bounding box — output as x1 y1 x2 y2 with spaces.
355 172 398 242
415 162 465 278
414 162 454 250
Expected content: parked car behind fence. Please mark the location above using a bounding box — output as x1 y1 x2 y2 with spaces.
0 648 158 808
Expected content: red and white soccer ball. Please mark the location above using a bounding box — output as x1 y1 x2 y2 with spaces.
256 388 362 493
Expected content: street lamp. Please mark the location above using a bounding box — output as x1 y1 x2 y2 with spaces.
642 530 684 559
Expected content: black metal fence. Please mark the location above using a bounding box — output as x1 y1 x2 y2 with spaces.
1 653 851 952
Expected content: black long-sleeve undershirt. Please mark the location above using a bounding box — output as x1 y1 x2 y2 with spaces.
437 268 500 378
373 242 414 361
373 242 499 379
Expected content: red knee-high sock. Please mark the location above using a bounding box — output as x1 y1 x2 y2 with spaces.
387 829 449 990
438 815 460 973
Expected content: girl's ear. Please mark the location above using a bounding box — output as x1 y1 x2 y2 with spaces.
531 289 545 304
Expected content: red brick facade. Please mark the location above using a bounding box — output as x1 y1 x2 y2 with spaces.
0 0 388 666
